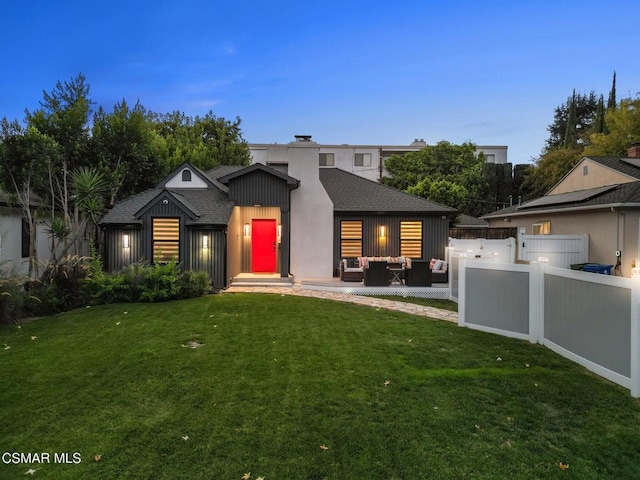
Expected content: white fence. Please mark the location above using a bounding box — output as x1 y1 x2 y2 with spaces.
457 258 640 397
518 234 588 268
449 237 516 263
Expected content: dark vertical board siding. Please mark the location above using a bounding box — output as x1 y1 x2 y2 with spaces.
187 229 227 288
332 214 450 271
228 170 290 207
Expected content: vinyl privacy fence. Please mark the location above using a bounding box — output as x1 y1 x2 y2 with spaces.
457 259 640 397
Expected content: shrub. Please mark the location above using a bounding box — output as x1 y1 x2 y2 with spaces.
0 276 27 324
88 259 211 304
26 255 91 315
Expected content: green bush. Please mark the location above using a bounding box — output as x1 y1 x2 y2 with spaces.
88 259 211 304
0 277 27 324
25 255 92 315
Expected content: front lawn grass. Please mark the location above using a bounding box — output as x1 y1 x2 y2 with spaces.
1 293 639 479
371 295 458 311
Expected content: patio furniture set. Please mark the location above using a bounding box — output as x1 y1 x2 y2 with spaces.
339 256 449 287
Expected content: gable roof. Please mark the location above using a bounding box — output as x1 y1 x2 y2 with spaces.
217 163 300 187
483 181 640 219
588 156 640 180
156 161 218 189
319 168 456 214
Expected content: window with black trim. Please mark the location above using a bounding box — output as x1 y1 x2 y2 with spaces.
21 218 31 258
182 169 192 182
400 221 422 258
153 217 180 262
340 220 362 257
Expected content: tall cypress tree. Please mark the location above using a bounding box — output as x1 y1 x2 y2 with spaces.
593 94 606 134
563 90 578 149
607 71 617 110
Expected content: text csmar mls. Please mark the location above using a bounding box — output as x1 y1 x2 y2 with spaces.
2 452 82 464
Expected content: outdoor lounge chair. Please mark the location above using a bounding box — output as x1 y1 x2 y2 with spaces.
364 261 390 286
404 260 432 286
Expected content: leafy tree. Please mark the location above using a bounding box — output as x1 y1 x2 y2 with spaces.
384 141 501 215
522 147 582 198
408 178 468 212
584 97 640 157
0 121 60 277
92 100 169 204
152 111 251 170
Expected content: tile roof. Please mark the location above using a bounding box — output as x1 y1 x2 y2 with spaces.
319 168 456 213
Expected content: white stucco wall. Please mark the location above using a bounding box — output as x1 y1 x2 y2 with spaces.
0 207 53 276
286 146 335 280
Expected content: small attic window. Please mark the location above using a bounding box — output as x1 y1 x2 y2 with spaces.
182 169 192 182
583 165 588 176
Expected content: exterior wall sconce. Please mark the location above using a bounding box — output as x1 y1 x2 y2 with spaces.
244 223 251 237
123 234 130 249
379 225 386 239
202 234 208 250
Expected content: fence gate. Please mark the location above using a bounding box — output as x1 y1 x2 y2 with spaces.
519 234 588 268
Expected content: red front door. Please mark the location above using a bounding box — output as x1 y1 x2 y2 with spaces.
251 219 277 272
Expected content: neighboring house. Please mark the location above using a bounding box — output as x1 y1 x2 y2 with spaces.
100 148 456 288
0 190 52 276
483 145 640 275
249 135 508 183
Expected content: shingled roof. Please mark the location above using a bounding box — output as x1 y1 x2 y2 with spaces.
319 168 456 213
484 181 640 219
100 186 234 226
586 156 640 180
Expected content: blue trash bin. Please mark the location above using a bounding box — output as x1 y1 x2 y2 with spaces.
583 264 613 275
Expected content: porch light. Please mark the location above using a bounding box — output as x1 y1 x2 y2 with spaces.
123 234 130 249
202 234 208 250
244 223 250 237
379 225 386 238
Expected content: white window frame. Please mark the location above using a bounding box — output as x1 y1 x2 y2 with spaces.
532 221 551 235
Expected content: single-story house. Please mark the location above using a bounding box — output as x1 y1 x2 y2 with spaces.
483 145 640 275
100 149 456 288
0 190 53 276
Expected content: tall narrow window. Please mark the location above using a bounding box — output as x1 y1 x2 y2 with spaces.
340 220 362 257
153 218 180 262
182 169 192 182
400 221 422 258
319 153 335 166
21 218 31 258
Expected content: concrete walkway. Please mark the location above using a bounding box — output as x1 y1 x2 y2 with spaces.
223 285 458 323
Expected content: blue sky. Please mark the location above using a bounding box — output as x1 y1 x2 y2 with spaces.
2 1 639 164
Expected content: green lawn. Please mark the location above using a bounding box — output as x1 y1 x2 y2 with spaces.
1 293 639 479
371 295 458 312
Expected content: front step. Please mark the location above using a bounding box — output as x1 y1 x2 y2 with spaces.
230 274 294 287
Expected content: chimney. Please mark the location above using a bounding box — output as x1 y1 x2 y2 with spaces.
627 143 640 158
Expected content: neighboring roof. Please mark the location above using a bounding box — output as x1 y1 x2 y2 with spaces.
100 187 234 226
483 181 640 219
455 214 489 227
0 189 44 208
587 156 640 180
217 163 300 187
319 168 456 213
